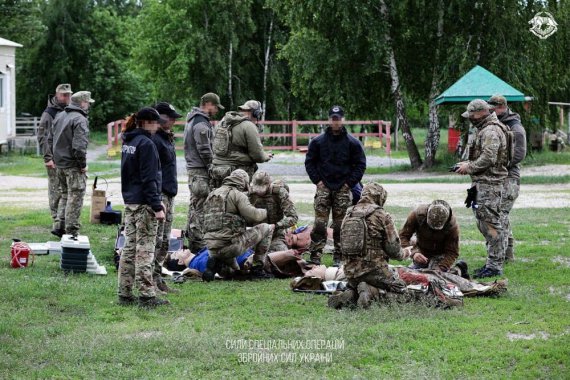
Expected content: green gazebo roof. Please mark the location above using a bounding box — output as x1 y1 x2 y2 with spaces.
435 65 526 105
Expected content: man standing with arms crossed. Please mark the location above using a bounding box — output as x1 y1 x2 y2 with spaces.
184 93 224 252
40 83 72 236
304 105 366 266
488 95 526 262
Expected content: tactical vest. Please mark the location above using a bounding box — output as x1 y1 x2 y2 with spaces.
212 117 248 157
203 187 246 236
250 181 289 226
340 204 382 261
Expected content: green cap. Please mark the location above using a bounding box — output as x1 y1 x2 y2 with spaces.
461 99 489 118
71 91 95 104
55 83 72 94
201 93 224 109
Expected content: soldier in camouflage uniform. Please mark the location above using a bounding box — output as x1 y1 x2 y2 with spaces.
202 169 275 281
47 91 94 237
304 105 366 266
328 182 412 308
210 100 273 189
118 107 168 308
488 95 527 262
249 171 298 252
39 83 72 235
455 99 508 278
151 102 182 294
184 93 224 252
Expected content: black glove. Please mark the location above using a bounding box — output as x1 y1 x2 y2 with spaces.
464 185 477 208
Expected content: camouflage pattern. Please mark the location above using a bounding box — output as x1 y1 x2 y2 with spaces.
56 167 86 236
186 168 210 252
209 164 257 190
461 99 490 118
47 166 62 227
249 177 298 253
308 184 352 262
209 223 274 267
341 183 407 293
500 177 520 261
474 182 505 271
71 91 95 104
154 193 175 282
118 204 158 299
466 112 508 185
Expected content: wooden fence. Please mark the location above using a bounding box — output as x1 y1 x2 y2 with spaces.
107 119 392 155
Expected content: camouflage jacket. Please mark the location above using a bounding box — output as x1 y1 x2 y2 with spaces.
212 111 270 167
204 175 268 249
39 96 65 160
399 203 459 271
249 182 298 233
466 113 508 185
47 104 89 169
343 196 404 278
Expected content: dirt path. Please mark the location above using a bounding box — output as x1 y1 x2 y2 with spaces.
1 174 569 210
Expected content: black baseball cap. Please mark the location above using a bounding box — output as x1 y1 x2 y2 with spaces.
329 105 344 118
153 102 182 119
136 107 162 121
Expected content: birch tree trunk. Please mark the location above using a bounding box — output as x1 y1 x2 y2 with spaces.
261 15 273 122
423 0 444 168
379 0 422 168
227 39 233 109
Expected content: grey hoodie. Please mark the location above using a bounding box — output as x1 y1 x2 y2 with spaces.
47 103 89 169
39 96 65 159
499 109 526 179
184 107 213 170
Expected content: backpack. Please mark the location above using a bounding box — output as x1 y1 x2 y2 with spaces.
212 116 246 157
340 204 380 257
495 121 515 168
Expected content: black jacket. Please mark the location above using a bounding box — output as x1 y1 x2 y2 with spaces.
121 128 163 211
305 126 367 190
151 128 178 197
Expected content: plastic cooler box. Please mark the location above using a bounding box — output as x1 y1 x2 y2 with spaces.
60 235 90 272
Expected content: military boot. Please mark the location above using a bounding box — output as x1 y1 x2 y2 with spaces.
356 282 380 309
139 296 170 308
251 265 274 280
117 296 137 306
202 255 219 282
308 250 322 265
473 266 502 279
156 278 179 294
327 289 357 309
455 260 470 280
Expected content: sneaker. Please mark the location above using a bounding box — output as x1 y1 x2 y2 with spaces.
139 296 170 308
327 289 356 309
251 265 274 280
117 296 137 306
455 260 470 280
156 280 179 293
202 256 218 282
473 266 502 279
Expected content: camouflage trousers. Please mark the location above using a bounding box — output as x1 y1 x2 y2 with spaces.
47 166 61 227
309 185 352 261
118 204 158 299
500 178 520 261
473 182 505 271
187 168 210 252
56 167 86 236
344 257 407 294
208 224 274 268
209 163 257 189
154 193 175 283
269 229 288 252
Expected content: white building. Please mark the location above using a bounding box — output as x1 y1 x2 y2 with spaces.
0 37 23 150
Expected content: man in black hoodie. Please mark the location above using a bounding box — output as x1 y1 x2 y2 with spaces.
151 102 182 294
304 105 366 266
48 90 94 237
39 83 72 235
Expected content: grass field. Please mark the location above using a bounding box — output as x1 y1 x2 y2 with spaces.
1 202 569 379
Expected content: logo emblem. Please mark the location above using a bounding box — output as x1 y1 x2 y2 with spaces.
529 11 558 39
